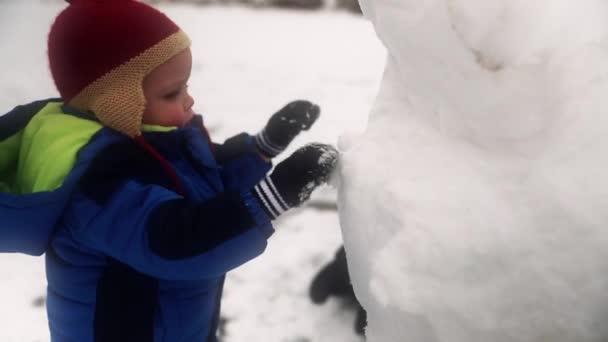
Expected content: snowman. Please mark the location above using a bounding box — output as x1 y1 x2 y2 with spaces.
337 1 608 341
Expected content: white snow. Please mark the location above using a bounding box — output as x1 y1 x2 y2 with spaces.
339 0 608 341
0 1 385 341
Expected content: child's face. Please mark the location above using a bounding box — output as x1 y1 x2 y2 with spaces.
142 48 195 127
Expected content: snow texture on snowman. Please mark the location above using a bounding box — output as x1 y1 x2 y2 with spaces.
337 0 608 341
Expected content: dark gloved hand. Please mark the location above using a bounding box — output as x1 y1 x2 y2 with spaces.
255 100 320 158
253 143 338 219
310 246 367 335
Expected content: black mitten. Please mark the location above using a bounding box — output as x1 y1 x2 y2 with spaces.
253 143 338 219
255 100 320 158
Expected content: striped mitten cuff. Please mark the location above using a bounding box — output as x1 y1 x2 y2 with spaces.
254 129 286 159
252 176 290 220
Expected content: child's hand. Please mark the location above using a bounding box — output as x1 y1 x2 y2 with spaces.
253 143 338 219
255 100 320 159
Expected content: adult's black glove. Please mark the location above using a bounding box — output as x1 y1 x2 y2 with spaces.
309 246 367 336
253 143 338 219
310 247 354 303
255 100 320 158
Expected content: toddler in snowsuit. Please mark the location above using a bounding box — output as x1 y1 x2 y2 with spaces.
0 0 337 341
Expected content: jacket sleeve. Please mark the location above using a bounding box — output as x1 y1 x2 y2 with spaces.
63 180 274 281
213 133 272 191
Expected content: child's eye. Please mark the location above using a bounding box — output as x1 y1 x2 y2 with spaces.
163 85 188 100
163 91 180 100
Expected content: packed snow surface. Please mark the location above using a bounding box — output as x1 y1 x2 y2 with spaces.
338 0 608 341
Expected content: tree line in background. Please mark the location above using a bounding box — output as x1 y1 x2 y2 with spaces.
144 0 362 13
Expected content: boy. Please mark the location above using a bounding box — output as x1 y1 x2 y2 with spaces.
0 0 338 341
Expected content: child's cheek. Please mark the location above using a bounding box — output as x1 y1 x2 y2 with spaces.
168 109 190 126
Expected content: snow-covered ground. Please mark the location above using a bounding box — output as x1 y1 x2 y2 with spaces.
0 2 385 341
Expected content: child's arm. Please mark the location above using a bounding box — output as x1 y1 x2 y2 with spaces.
63 142 336 281
64 181 272 281
213 133 272 191
212 100 319 191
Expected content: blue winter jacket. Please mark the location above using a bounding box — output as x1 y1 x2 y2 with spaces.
0 99 274 342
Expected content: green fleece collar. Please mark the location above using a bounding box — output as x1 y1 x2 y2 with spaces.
0 102 103 194
0 101 183 194
142 124 177 132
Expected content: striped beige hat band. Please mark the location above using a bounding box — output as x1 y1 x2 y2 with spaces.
68 30 191 137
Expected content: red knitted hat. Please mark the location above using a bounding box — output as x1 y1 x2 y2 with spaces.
48 0 191 137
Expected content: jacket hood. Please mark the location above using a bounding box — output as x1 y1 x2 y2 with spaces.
0 99 103 255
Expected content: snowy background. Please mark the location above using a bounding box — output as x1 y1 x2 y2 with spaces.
0 1 385 341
